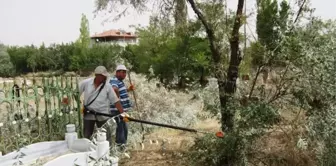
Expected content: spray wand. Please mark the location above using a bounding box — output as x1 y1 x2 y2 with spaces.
84 110 224 138
124 116 224 138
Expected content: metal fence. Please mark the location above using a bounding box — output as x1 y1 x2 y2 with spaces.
0 76 82 154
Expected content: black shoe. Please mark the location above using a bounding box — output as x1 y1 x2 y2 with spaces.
116 144 127 153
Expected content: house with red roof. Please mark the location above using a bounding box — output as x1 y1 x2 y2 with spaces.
90 29 138 47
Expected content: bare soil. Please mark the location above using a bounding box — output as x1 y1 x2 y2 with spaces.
119 119 221 166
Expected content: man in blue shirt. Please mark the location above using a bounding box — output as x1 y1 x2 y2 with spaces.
109 64 134 150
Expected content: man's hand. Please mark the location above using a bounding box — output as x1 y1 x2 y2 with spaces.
120 112 130 122
128 84 135 91
120 112 130 118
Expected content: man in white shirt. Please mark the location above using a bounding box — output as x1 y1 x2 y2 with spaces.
79 66 124 142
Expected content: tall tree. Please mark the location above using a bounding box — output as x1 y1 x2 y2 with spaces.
256 0 290 60
26 46 39 73
77 14 91 48
187 0 245 132
256 0 280 51
0 44 14 77
71 14 91 71
174 0 188 36
188 1 245 165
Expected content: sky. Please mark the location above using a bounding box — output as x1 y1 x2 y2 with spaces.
0 0 335 46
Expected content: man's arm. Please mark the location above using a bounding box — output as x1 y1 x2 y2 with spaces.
110 79 120 98
113 87 120 98
107 85 124 113
114 101 124 113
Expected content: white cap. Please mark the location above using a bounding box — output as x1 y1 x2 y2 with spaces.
94 66 109 77
116 64 127 71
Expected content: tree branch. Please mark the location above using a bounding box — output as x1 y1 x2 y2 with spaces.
230 0 244 45
249 65 263 98
225 0 245 94
187 0 220 63
293 0 307 25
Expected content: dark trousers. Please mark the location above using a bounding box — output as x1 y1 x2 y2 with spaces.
111 111 128 145
84 119 111 144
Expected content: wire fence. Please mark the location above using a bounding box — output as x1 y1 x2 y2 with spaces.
0 76 82 154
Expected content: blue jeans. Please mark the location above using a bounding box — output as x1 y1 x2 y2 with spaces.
111 111 128 145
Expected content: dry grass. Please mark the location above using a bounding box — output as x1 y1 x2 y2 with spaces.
120 118 220 166
248 101 317 166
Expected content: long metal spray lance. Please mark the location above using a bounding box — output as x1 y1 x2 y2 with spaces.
85 110 224 138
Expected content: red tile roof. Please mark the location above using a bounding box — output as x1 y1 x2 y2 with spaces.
91 29 137 38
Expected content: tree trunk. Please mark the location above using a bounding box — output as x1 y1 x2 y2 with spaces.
221 0 245 132
199 68 208 87
188 0 245 132
178 75 186 89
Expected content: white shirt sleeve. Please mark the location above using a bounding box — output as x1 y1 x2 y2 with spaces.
79 79 87 96
107 84 119 104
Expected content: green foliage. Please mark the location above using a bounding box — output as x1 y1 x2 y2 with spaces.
7 45 35 74
246 41 267 67
188 133 245 166
121 16 212 88
25 43 61 72
288 18 336 165
70 14 92 71
78 14 91 48
196 2 234 42
254 0 290 66
0 44 15 77
278 0 290 31
174 0 187 35
239 51 252 76
257 0 280 51
86 44 123 71
52 43 76 71
236 101 280 131
121 2 238 89
188 101 281 166
5 42 122 76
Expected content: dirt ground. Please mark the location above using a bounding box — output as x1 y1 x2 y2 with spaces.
119 119 221 166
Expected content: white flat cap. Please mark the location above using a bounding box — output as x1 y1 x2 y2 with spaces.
116 64 127 71
94 66 109 77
